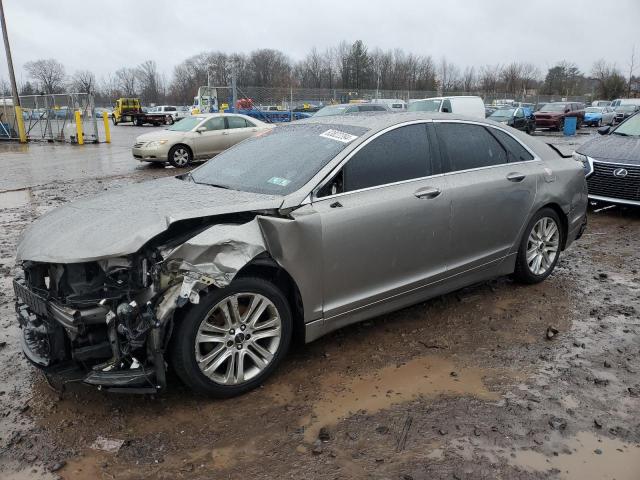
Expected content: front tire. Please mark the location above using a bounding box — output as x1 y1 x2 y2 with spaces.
165 115 174 125
171 277 292 397
168 144 192 168
513 208 562 284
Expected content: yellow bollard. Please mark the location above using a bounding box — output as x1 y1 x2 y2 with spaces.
74 110 84 145
14 106 27 143
102 111 111 143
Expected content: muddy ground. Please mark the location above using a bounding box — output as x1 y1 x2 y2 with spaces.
0 128 638 479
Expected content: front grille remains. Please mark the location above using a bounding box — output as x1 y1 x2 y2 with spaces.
587 161 640 202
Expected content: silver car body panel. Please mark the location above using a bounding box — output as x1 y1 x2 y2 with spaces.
16 177 283 263
16 112 587 344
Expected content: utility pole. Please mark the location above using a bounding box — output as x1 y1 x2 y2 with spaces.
231 68 237 113
0 0 20 107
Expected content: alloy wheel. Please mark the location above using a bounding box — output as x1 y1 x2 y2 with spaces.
194 293 282 385
526 217 560 275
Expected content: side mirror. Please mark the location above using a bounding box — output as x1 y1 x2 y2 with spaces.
597 125 611 135
441 107 450 113
565 108 570 113
196 126 206 133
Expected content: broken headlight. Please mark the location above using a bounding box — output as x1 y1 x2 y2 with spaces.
572 152 593 177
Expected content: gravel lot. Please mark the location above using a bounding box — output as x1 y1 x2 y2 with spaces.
0 126 638 480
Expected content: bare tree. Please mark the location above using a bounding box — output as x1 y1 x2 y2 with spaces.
136 60 160 104
461 66 476 92
478 65 501 95
69 70 95 94
24 58 66 93
628 45 637 97
592 59 627 99
501 62 523 95
519 63 540 94
0 77 10 96
247 49 291 87
438 58 459 93
115 67 137 97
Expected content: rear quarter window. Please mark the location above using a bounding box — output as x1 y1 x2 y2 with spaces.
489 128 534 162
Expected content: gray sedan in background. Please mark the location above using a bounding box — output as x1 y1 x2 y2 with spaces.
132 113 273 167
14 112 588 397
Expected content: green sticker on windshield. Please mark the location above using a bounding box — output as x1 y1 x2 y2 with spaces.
268 177 291 187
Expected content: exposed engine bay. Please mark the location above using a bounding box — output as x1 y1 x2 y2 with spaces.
14 213 274 393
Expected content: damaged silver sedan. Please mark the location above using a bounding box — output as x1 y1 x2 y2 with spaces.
13 113 588 397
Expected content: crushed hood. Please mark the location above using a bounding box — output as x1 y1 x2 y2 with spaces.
579 134 640 165
16 177 283 263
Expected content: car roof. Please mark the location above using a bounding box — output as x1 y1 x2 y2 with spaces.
302 111 486 130
298 111 554 160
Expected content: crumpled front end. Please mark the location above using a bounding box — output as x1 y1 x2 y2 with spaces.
13 217 272 393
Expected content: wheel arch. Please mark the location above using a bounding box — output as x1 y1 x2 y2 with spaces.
538 202 569 250
234 255 306 346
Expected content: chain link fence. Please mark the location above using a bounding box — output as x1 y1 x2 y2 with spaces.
230 86 589 111
0 93 98 142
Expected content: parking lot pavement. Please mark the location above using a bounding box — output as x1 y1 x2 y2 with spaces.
1 128 639 479
0 124 180 192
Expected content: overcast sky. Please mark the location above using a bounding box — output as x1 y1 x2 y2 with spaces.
1 0 638 83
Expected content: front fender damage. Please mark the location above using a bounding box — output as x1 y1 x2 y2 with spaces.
162 217 268 306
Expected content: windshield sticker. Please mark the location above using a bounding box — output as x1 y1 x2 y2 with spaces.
267 177 291 187
319 129 358 143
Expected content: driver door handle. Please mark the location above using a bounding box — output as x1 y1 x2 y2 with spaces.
222 131 229 135
414 186 441 199
506 172 526 182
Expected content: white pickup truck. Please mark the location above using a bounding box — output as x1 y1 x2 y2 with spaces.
146 105 189 124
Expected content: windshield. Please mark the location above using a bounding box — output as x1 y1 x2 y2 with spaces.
540 103 568 112
408 99 442 112
613 113 640 136
190 123 368 195
585 107 602 113
489 108 515 119
314 105 349 117
167 116 204 131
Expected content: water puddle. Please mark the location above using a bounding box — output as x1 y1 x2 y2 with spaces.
301 355 499 442
511 431 640 480
0 189 31 209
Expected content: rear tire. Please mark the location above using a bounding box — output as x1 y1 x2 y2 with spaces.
513 208 563 284
170 277 292 397
168 144 192 168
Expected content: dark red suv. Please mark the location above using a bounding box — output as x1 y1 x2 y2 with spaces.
534 102 585 130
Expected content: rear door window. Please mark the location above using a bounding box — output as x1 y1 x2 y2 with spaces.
342 124 431 192
436 123 508 172
489 128 534 162
226 116 249 129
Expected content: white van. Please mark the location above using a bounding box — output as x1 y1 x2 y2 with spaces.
372 98 407 111
610 98 640 108
407 96 485 118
